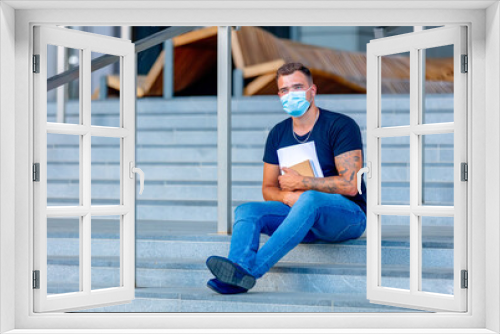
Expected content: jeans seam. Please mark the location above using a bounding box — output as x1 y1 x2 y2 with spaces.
233 213 288 228
252 209 315 277
234 213 288 271
333 221 362 242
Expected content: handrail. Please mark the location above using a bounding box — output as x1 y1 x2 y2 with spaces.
47 26 199 92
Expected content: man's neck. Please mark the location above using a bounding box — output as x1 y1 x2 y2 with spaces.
292 104 320 134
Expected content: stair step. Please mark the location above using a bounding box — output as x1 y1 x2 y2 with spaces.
47 222 453 266
66 286 424 313
133 236 451 267
47 146 451 165
47 184 453 207
47 162 453 183
48 95 452 116
47 256 453 295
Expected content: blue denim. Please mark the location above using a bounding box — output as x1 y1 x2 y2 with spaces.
228 190 366 279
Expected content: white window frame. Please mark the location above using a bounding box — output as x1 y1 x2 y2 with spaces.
1 2 498 333
32 25 136 313
365 26 468 312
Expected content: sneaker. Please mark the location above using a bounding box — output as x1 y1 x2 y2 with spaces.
206 256 256 290
206 278 248 294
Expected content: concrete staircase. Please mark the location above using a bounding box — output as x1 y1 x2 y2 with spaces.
46 94 454 312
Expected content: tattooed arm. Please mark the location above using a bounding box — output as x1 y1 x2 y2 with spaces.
262 162 305 206
278 149 362 197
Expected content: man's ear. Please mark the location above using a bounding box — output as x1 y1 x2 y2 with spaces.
311 84 318 97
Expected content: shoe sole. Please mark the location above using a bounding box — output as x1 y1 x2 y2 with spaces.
206 257 256 290
206 280 247 295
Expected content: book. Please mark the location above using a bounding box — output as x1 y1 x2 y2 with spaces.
288 159 315 177
277 141 324 177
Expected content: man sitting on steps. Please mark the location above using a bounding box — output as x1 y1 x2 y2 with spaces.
206 62 367 294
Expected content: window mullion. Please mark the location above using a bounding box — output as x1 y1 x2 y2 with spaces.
217 26 232 234
82 47 92 294
409 47 420 295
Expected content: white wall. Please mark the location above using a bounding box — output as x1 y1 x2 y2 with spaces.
485 2 500 333
5 4 497 332
0 2 16 333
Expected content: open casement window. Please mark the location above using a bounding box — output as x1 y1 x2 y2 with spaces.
33 26 138 312
365 26 467 312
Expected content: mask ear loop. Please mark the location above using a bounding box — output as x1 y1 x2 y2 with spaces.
305 86 314 106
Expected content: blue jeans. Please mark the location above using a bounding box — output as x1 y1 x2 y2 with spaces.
228 190 366 279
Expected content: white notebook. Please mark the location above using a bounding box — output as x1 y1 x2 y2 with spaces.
277 141 324 178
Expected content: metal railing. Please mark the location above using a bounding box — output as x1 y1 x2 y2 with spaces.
47 25 234 234
47 26 197 92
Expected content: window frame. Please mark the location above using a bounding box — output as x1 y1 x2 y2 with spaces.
365 26 468 312
3 3 497 333
33 25 136 313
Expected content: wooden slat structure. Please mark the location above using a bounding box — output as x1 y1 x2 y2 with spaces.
233 26 453 95
102 26 454 98
103 26 218 98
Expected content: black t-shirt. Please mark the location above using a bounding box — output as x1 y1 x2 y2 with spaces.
263 107 367 214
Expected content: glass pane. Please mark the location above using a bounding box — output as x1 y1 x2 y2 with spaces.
91 52 120 127
421 133 454 206
421 45 454 124
47 217 80 294
47 45 80 124
421 216 454 295
47 133 80 206
381 136 410 205
91 136 121 205
381 215 410 290
91 216 121 290
380 52 410 127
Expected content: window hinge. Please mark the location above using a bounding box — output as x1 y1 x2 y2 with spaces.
33 163 40 182
461 162 468 181
461 54 468 73
33 54 40 73
33 270 40 289
461 270 468 289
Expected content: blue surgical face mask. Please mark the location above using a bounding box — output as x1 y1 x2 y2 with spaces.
280 87 312 117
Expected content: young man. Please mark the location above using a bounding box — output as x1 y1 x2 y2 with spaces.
206 62 367 294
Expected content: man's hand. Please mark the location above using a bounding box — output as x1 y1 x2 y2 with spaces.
282 190 305 207
278 167 306 191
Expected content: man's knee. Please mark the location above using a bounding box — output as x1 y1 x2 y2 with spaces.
234 202 265 222
297 190 323 205
299 191 343 204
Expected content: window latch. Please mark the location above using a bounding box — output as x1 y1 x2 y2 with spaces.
357 162 371 195
129 162 145 195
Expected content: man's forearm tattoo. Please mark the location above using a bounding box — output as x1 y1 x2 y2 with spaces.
301 150 362 195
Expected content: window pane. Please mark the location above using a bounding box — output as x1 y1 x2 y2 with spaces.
47 217 80 294
91 216 121 290
380 52 410 127
91 52 120 127
47 45 80 124
92 136 121 205
421 45 454 124
381 215 410 290
381 136 410 205
421 216 454 295
47 133 80 206
421 133 454 206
